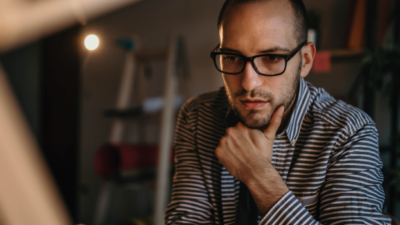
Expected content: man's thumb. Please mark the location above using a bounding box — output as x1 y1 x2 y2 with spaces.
263 105 284 140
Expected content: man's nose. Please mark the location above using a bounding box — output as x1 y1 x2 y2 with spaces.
240 61 263 92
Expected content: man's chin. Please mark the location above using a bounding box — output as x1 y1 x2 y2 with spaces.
237 111 271 131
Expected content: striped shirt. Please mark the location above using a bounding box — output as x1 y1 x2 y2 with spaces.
165 78 391 225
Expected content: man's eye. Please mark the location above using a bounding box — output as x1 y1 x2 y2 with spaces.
266 56 279 61
223 55 238 61
260 55 284 62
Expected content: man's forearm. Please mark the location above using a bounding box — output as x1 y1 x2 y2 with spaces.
244 164 289 216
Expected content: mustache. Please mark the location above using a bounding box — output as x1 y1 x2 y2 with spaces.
234 88 274 100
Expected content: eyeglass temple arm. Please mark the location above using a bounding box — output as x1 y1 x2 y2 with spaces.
210 44 221 57
287 41 308 60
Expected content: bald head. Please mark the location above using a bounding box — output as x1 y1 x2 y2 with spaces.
218 0 308 45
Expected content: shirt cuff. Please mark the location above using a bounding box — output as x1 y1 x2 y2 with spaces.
259 191 320 225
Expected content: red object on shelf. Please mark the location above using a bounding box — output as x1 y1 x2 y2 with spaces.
94 144 120 179
312 51 331 73
94 143 174 179
118 144 159 170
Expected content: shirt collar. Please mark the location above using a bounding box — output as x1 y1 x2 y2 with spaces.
285 78 311 146
223 78 311 146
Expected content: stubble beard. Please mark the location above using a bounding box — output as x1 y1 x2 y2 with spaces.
226 61 302 131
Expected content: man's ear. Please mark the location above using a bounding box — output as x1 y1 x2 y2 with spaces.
300 42 316 78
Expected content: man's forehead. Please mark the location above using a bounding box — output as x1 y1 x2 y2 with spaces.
219 0 297 53
219 44 291 55
220 0 294 26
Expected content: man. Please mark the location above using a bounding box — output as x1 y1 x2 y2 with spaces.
165 0 391 224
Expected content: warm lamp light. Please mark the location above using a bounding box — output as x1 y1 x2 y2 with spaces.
85 34 99 50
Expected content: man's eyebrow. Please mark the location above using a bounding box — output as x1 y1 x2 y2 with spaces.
219 46 291 54
260 46 291 53
219 47 241 53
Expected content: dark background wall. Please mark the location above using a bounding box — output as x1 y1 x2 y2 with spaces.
40 27 81 220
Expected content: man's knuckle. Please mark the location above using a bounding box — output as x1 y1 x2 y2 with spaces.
265 135 275 142
215 148 224 158
220 136 227 144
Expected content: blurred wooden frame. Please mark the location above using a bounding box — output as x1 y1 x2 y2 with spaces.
0 0 142 224
0 64 72 225
0 0 142 53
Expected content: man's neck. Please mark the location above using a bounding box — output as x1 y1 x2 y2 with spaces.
277 93 297 134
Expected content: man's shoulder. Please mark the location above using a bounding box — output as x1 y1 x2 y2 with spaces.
182 86 228 113
306 82 375 135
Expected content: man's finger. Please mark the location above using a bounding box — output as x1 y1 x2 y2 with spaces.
263 105 284 139
235 121 247 129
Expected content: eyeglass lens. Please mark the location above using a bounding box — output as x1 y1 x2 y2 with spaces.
215 54 286 75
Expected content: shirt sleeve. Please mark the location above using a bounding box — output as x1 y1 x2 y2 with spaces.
259 123 392 225
165 102 215 224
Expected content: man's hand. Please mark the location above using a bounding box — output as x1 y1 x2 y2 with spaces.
215 105 289 215
215 105 284 182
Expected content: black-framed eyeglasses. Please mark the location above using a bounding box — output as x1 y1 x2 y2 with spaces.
210 41 307 76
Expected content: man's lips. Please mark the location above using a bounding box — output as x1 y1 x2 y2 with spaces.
240 99 269 109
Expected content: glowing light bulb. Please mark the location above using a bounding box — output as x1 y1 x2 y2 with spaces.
85 35 99 50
